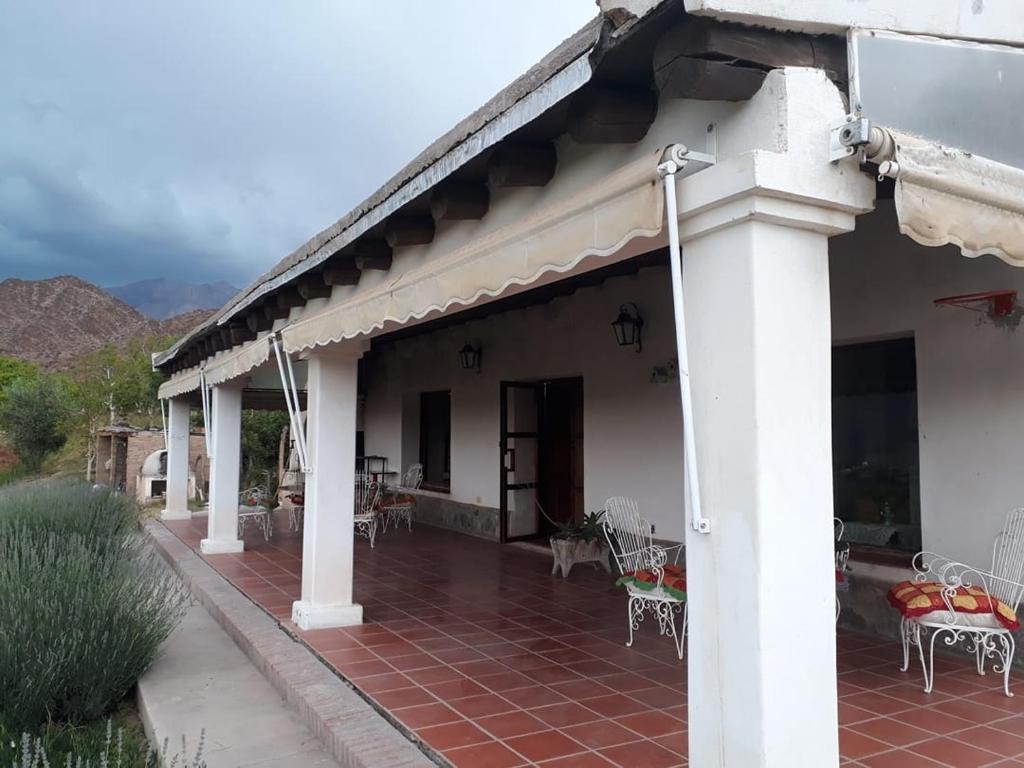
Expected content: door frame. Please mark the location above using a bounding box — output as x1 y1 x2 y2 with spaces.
499 380 543 543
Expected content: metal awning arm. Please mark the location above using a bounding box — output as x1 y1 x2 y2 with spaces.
198 368 213 457
657 143 714 535
271 335 311 473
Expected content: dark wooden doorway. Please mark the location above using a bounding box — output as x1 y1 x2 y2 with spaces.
499 377 583 542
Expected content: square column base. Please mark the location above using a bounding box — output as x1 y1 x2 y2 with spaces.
161 507 191 521
200 537 244 554
292 600 363 630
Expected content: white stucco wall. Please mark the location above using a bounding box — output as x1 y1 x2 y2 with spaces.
364 198 1024 562
363 264 688 542
684 0 1024 45
830 201 1024 568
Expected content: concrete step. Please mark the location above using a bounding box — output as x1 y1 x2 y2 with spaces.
138 604 341 768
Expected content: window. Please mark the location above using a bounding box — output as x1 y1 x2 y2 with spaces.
833 337 921 553
419 391 451 492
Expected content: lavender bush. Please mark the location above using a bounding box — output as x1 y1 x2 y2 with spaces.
0 482 188 731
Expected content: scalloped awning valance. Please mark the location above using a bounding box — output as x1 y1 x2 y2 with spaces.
280 150 666 355
878 129 1024 266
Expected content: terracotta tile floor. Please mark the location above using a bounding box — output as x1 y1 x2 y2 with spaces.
164 516 1024 767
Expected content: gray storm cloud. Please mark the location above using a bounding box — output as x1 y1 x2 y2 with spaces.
0 0 595 286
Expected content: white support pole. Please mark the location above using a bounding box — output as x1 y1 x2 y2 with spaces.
162 397 191 521
201 384 244 554
272 336 309 471
160 398 168 449
292 347 363 630
659 149 711 534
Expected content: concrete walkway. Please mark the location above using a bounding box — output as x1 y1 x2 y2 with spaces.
138 604 341 768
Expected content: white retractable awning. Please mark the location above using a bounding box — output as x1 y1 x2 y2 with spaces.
280 150 666 355
158 336 272 399
158 149 667 397
874 129 1024 266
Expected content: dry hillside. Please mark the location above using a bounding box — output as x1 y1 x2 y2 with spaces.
0 276 214 370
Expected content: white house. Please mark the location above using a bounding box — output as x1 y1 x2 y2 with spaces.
155 2 1024 764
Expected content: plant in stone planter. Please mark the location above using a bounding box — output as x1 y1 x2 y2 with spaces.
539 505 612 579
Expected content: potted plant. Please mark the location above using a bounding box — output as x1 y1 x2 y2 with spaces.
543 508 612 578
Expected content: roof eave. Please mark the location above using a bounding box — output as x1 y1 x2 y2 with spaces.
154 16 605 369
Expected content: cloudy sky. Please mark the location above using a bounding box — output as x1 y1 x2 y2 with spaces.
0 1 596 289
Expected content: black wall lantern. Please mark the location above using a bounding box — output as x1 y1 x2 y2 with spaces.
458 343 482 372
611 302 644 352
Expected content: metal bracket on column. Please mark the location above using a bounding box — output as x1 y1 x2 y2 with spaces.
271 334 311 473
657 143 714 535
829 115 871 162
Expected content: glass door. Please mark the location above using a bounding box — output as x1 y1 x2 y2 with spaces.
500 381 543 542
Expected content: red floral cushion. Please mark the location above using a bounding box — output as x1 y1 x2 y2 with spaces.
616 564 686 601
888 580 1020 631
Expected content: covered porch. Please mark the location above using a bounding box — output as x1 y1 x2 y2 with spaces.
163 518 1024 767
151 6 1024 763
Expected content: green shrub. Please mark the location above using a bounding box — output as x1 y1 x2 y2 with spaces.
0 481 138 541
0 377 71 472
0 463 28 487
0 716 206 768
0 482 189 731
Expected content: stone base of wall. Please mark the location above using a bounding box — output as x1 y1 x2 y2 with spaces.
409 493 499 541
837 568 904 641
837 564 1024 672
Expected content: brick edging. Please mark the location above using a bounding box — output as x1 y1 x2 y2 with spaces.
145 521 437 768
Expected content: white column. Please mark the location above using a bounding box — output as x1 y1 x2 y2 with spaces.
161 397 191 520
682 218 839 766
292 347 364 629
672 68 874 767
201 383 244 554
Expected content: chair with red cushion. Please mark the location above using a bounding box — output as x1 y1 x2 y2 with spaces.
889 508 1024 697
604 496 686 659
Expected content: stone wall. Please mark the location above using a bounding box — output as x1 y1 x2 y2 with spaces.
409 492 500 541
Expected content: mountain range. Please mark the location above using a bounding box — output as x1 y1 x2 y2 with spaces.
0 276 220 370
107 278 238 320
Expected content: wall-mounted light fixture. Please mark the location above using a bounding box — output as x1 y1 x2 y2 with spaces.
458 343 482 372
611 302 644 353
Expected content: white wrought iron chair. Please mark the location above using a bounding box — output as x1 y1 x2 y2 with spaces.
401 463 423 490
354 478 381 548
603 497 687 659
285 493 304 532
238 485 273 541
835 517 850 622
381 462 421 532
899 508 1024 697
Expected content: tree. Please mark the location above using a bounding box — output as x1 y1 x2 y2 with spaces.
68 336 171 431
0 377 72 472
240 410 291 490
0 357 39 407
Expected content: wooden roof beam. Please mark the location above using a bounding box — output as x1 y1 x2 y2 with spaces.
275 287 305 310
385 215 435 247
487 143 557 187
297 274 333 300
353 240 393 271
430 182 490 221
567 85 658 144
246 310 274 333
263 302 290 321
653 18 845 100
228 322 256 346
323 262 361 286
